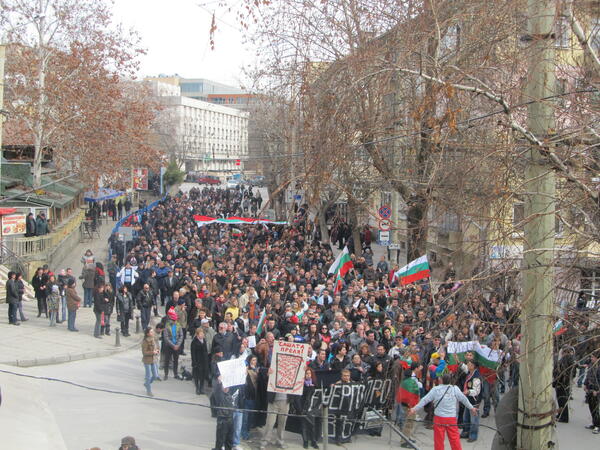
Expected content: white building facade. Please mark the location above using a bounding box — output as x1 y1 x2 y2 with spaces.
150 81 249 174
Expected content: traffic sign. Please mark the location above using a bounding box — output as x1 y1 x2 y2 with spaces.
389 243 402 250
378 205 392 219
379 230 390 245
378 219 392 231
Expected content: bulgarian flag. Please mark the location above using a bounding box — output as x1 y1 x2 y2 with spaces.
231 227 242 237
194 215 287 226
447 341 501 378
394 255 430 285
553 319 567 336
328 246 353 294
256 308 267 335
396 376 420 407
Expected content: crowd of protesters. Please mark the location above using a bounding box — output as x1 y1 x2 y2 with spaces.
109 184 600 450
5 180 600 450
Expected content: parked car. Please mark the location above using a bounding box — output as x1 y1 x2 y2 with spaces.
226 178 241 189
249 176 266 187
198 176 220 185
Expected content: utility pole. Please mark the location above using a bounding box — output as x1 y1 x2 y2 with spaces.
0 44 5 195
518 1 557 449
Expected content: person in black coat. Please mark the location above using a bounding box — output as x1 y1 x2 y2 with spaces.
584 352 600 432
213 381 235 450
31 267 47 318
298 367 319 449
25 213 36 237
554 345 576 423
93 285 109 338
191 328 209 395
6 272 20 325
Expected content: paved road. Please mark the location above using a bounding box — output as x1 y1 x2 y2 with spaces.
1 348 598 449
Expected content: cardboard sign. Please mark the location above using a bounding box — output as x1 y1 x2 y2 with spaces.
267 341 311 395
217 357 247 388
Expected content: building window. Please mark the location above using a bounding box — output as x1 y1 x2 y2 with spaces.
181 82 203 92
581 269 600 304
513 203 525 232
440 212 460 233
556 16 570 48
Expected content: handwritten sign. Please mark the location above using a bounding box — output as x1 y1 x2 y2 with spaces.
268 341 311 395
217 357 247 388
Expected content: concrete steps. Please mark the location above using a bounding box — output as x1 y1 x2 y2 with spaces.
0 264 37 304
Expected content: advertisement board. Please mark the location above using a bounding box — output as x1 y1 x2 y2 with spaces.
1 214 26 236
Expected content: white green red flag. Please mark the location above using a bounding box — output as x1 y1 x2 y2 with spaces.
553 319 567 336
446 341 501 379
256 308 267 335
328 246 353 294
194 215 287 226
394 255 430 285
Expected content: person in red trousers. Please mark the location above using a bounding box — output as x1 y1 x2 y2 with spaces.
409 373 477 450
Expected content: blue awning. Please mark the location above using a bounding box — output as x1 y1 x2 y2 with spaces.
84 188 125 202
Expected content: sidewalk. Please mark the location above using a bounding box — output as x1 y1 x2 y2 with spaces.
0 218 149 367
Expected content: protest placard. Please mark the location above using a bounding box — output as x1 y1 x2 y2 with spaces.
267 341 311 395
217 357 247 388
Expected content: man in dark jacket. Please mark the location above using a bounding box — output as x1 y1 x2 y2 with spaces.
213 381 235 450
25 213 36 237
212 321 239 359
6 272 20 325
35 212 50 235
584 352 600 433
136 283 154 331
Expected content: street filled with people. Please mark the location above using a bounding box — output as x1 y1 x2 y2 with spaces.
6 183 599 450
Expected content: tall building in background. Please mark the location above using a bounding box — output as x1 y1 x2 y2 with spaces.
147 75 264 175
148 79 248 174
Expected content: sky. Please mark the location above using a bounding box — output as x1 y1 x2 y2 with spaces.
112 0 254 88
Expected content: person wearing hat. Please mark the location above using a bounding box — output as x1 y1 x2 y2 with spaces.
236 306 251 335
162 307 183 380
119 436 139 450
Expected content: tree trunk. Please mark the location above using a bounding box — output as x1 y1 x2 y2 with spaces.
406 193 428 261
318 203 330 244
348 199 362 257
33 17 48 189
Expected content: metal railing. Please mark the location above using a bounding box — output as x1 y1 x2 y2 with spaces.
4 209 85 259
0 242 27 275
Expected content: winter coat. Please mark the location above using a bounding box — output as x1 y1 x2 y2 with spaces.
93 290 109 314
35 216 49 235
46 292 60 311
163 320 183 349
6 279 19 305
66 287 82 311
25 215 37 237
142 336 158 364
116 292 134 315
191 337 209 369
81 266 96 289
